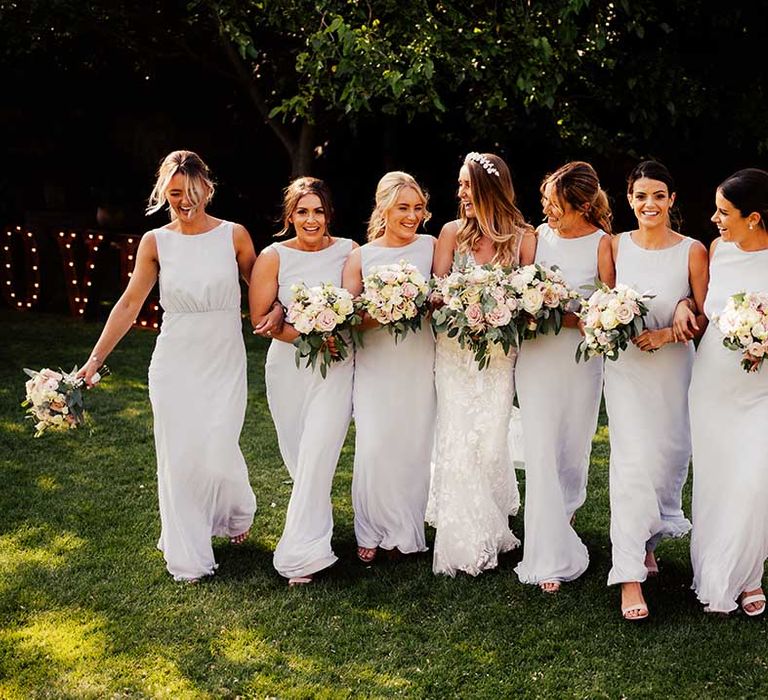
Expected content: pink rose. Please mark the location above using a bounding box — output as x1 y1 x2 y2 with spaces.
314 308 338 333
486 303 512 328
465 303 485 329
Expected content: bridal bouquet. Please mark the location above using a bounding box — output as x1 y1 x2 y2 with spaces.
510 263 580 339
22 365 108 437
431 262 521 369
575 282 652 362
358 260 430 342
715 291 768 372
287 282 360 377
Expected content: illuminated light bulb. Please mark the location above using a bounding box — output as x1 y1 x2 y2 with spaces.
153 323 159 328
128 238 134 243
140 320 147 326
79 309 84 314
59 232 64 237
32 265 38 270
86 281 92 286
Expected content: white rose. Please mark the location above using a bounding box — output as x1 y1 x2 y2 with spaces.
521 288 544 314
600 308 619 330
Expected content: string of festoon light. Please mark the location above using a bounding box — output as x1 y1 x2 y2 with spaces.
2 227 160 328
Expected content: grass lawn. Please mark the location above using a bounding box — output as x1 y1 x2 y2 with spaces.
1 309 767 699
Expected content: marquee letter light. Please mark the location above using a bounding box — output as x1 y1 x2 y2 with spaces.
1 226 41 310
55 231 103 317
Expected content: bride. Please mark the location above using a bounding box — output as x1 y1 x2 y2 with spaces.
426 152 532 576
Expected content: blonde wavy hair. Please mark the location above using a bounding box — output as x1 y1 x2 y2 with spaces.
146 150 215 218
456 153 532 266
367 171 431 241
541 161 613 234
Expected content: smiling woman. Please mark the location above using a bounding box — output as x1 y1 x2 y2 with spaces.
342 171 436 564
690 168 768 616
76 149 258 582
249 176 357 586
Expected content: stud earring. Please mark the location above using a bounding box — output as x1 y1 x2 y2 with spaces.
749 223 755 230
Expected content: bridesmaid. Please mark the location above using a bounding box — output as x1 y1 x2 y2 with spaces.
249 177 357 586
514 161 614 593
79 150 260 581
604 161 708 620
427 152 532 576
342 171 436 563
690 168 768 615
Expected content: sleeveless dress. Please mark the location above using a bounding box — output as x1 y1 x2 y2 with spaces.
148 221 256 581
604 233 694 585
352 235 436 554
426 254 521 576
690 241 768 612
514 223 605 585
265 238 355 580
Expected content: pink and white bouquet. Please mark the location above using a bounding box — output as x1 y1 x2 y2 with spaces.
287 282 360 377
358 260 430 342
510 264 581 339
715 291 768 372
22 365 107 437
575 282 652 362
431 262 521 369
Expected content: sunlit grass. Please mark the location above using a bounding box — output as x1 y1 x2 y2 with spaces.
1 309 768 698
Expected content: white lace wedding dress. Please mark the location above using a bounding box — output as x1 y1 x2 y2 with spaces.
426 336 520 576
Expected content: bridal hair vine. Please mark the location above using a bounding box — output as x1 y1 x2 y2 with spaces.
465 152 500 178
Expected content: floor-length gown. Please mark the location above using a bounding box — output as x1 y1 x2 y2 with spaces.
604 233 694 586
690 240 768 613
265 238 355 579
427 260 520 576
149 221 256 581
352 235 436 554
514 224 605 585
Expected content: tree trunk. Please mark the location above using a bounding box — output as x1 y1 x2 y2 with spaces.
290 121 316 177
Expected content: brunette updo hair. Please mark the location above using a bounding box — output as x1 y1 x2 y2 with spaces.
718 168 768 230
627 160 680 229
277 176 334 237
541 161 612 234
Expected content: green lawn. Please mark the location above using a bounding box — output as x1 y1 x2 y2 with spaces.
1 309 766 699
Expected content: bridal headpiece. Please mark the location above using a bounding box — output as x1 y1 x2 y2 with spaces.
465 152 500 178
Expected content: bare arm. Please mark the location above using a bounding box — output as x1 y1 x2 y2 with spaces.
598 234 616 287
233 223 257 282
341 245 379 331
248 248 292 340
78 232 159 384
432 221 459 276
519 229 537 266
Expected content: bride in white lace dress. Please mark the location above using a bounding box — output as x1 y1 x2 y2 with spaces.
426 152 532 576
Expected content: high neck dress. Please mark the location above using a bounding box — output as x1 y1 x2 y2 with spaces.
514 223 606 586
352 234 436 555
690 240 768 612
604 232 694 586
264 238 355 580
149 221 256 581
